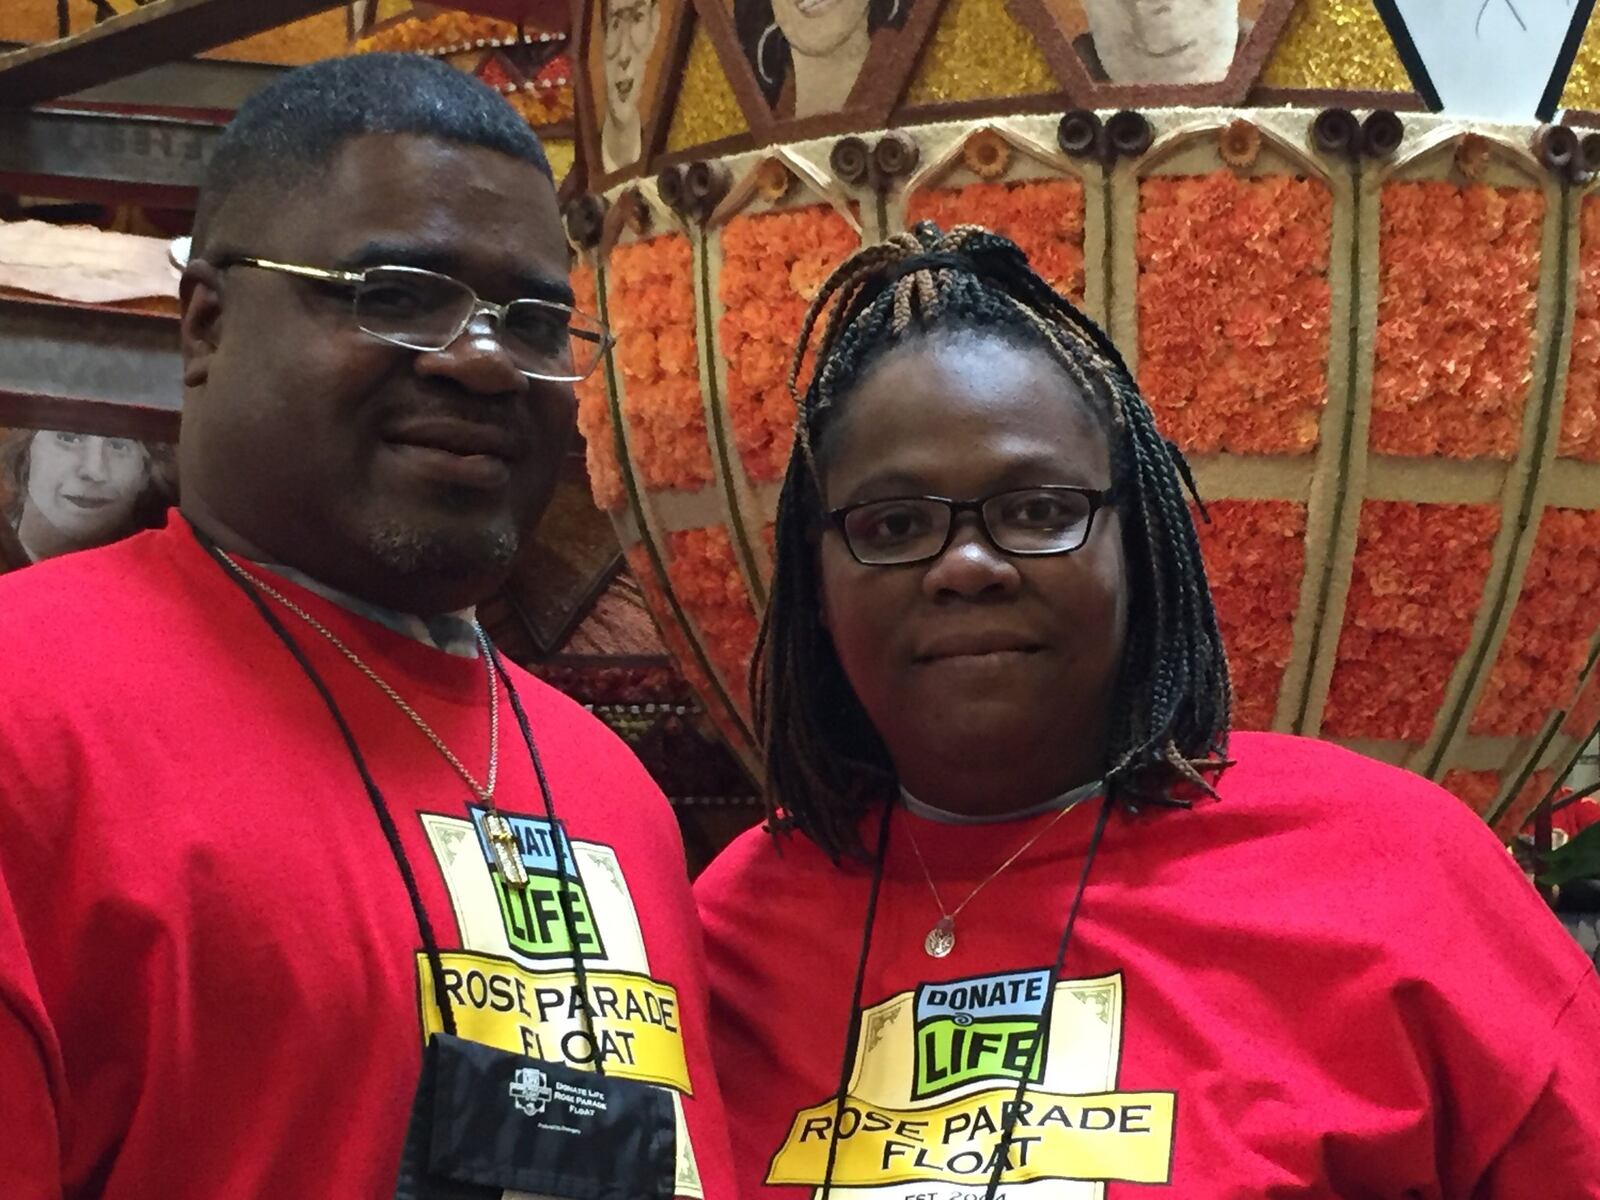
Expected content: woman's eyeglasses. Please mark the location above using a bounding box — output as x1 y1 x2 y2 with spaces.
827 485 1114 566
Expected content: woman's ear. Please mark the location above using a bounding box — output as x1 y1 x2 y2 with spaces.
810 526 830 631
179 260 224 389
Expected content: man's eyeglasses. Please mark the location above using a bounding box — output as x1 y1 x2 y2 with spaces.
827 486 1114 566
218 256 612 384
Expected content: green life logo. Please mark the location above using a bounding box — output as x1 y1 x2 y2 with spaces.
911 969 1050 1101
472 810 606 962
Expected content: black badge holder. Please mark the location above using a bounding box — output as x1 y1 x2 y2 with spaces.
395 1034 677 1200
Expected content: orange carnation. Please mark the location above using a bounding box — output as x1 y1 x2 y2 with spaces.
1191 500 1307 730
1322 502 1500 741
1560 195 1600 461
718 205 860 483
907 179 1086 301
1136 171 1333 456
664 527 760 715
1370 182 1543 460
606 236 714 492
1471 508 1600 736
571 264 625 512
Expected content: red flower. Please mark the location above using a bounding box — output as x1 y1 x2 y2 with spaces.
1191 500 1308 730
664 527 760 716
1322 503 1500 741
1471 508 1600 736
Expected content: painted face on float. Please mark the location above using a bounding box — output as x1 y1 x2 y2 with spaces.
1079 0 1238 84
24 430 149 544
771 0 872 57
604 0 662 124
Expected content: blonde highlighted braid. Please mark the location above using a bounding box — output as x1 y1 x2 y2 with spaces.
755 223 1231 860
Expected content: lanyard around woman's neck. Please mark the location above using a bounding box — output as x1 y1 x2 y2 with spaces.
818 791 1115 1200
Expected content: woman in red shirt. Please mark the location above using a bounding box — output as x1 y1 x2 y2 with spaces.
696 223 1600 1200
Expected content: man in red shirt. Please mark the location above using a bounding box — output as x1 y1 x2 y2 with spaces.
0 53 733 1200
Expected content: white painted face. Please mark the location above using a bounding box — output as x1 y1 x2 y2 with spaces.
1080 0 1238 84
771 0 873 58
603 0 661 125
24 430 149 544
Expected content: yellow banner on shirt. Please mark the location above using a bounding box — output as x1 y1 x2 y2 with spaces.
767 1087 1175 1187
417 950 693 1095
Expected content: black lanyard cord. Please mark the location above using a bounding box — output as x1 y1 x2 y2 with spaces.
980 791 1114 1200
818 799 896 1200
489 643 606 1077
198 534 458 1036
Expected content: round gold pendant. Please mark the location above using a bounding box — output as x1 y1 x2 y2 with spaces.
925 916 956 958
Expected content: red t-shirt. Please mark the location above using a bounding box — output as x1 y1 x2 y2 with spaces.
697 733 1600 1198
0 517 735 1200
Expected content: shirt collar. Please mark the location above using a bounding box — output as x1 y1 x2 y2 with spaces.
250 560 482 658
900 777 1104 825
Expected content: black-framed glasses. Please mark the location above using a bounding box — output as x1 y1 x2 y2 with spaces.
827 485 1114 566
219 256 613 383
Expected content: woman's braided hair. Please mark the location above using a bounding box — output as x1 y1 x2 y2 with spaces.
753 222 1230 859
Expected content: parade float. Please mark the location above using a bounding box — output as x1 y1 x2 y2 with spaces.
2 0 1597 873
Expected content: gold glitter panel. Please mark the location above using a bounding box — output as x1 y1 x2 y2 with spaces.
1259 0 1412 93
0 1 344 58
1561 10 1600 111
903 0 1056 106
204 10 350 65
543 138 577 184
666 22 750 152
0 0 69 42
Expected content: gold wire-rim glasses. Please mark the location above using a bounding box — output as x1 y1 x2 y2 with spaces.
219 255 613 384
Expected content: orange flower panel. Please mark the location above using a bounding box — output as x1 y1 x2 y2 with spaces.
1321 502 1500 741
718 206 860 484
620 544 723 713
1470 508 1600 737
664 527 759 713
906 179 1087 303
572 264 626 512
607 235 714 491
1136 172 1332 456
1492 768 1556 841
1441 768 1501 816
1565 666 1600 740
1191 499 1307 730
1370 182 1543 460
1561 195 1600 461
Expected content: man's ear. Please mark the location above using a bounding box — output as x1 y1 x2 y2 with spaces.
179 260 223 388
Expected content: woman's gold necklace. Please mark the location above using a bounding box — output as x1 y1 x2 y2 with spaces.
216 550 529 886
902 796 1088 958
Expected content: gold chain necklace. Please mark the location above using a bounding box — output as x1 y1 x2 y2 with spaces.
902 796 1088 958
217 550 529 886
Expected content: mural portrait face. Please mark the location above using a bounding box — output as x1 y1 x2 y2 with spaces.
770 0 872 58
1 428 164 566
736 0 909 120
1076 0 1240 84
600 0 663 171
